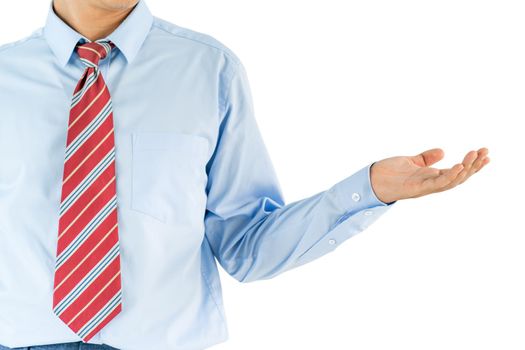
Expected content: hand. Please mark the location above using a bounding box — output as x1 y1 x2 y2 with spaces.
370 147 490 203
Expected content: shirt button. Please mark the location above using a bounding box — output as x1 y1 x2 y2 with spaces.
352 193 361 202
328 239 336 245
364 210 373 216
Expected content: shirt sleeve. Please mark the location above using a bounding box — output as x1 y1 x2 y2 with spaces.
203 58 397 283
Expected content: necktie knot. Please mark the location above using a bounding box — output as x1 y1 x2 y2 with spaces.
75 40 116 68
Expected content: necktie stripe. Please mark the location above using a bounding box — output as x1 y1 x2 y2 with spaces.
65 100 112 161
54 213 117 289
67 96 111 155
70 71 104 115
82 303 122 342
59 160 114 220
67 83 108 136
55 257 121 332
79 58 98 69
68 81 107 135
56 206 118 270
54 39 122 343
61 140 114 205
99 42 112 56
72 69 89 96
61 143 114 219
58 175 116 247
70 69 104 112
78 45 103 58
63 121 114 182
54 231 119 304
55 219 117 293
68 271 121 326
57 195 116 263
71 275 122 332
72 71 97 105
54 243 120 315
59 152 115 220
54 221 118 289
77 291 122 339
60 144 114 208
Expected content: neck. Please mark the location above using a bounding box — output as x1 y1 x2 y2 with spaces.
52 0 136 41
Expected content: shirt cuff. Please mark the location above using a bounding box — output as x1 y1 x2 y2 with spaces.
294 161 396 267
330 161 397 215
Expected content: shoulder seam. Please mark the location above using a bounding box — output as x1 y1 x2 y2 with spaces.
149 18 244 120
151 19 241 68
219 62 240 118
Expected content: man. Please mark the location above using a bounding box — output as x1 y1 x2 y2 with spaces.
0 0 490 349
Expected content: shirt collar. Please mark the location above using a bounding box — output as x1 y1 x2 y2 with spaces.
43 0 153 67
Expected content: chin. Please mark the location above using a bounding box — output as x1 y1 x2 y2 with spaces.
96 0 139 10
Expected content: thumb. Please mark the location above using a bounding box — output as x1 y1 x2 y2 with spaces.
411 148 444 167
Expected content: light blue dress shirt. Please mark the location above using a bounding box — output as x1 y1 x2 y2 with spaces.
0 0 397 349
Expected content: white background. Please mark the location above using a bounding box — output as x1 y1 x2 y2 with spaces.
2 1 524 349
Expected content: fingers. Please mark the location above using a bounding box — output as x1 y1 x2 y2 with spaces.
457 148 490 184
435 147 490 191
445 150 479 188
418 147 490 196
420 163 464 195
474 156 490 174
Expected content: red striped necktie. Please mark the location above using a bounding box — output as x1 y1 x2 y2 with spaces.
52 40 122 343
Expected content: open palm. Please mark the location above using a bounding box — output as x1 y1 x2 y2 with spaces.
370 147 490 203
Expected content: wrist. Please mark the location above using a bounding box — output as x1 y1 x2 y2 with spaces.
370 162 398 204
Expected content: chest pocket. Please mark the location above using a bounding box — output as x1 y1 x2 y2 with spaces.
131 131 209 223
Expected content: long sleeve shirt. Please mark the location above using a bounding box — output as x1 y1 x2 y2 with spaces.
0 0 396 349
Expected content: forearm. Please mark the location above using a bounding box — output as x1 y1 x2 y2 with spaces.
204 162 396 283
